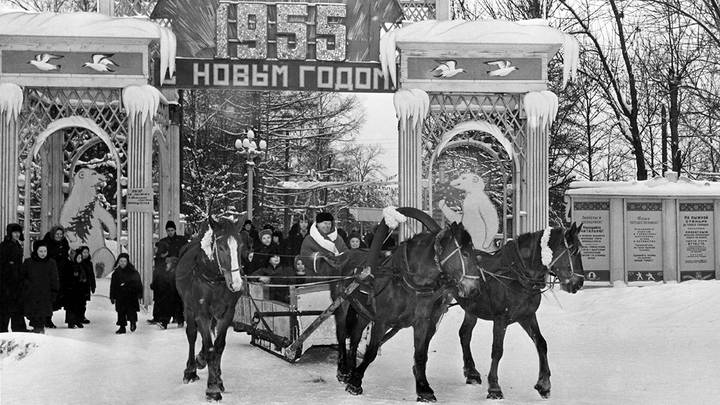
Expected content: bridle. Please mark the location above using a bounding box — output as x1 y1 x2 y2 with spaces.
209 234 243 288
546 233 584 283
437 235 482 283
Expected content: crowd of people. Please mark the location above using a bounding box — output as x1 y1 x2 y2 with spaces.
0 212 394 335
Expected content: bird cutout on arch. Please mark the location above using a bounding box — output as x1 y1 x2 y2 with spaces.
486 60 518 77
438 172 499 252
28 53 63 71
82 54 119 73
431 60 465 78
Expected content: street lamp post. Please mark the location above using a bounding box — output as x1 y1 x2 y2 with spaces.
235 129 266 220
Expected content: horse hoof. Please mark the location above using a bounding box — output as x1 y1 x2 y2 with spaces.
196 355 207 370
534 384 550 398
345 384 363 396
487 390 504 400
183 373 200 384
206 392 222 402
464 369 482 385
416 393 437 402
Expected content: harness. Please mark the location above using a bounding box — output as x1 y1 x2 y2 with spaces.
196 235 243 289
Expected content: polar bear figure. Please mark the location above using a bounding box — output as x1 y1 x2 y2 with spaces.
438 173 499 252
60 168 117 277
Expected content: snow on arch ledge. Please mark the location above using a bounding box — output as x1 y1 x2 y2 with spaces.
0 12 177 79
434 120 514 162
31 116 121 167
380 19 579 88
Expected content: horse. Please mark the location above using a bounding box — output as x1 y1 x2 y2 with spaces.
456 223 585 400
174 218 249 401
334 207 482 402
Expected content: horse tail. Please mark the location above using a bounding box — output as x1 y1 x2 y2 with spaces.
396 207 441 233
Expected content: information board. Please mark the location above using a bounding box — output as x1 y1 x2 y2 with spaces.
678 202 716 281
126 187 154 213
573 200 610 282
625 201 663 282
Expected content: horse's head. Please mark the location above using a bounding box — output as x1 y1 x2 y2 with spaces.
200 217 249 293
434 222 481 298
547 223 585 294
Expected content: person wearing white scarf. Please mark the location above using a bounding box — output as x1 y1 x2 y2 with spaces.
300 212 348 273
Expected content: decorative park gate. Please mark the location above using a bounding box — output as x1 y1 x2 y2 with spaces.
0 0 577 301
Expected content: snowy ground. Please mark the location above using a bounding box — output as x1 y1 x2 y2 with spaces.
2 280 720 405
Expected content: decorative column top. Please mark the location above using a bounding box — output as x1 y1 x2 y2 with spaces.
122 85 170 122
393 88 429 129
0 83 23 124
524 90 558 131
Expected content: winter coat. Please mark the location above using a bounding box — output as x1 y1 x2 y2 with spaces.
0 235 25 312
150 257 178 319
43 230 70 309
22 255 60 318
61 261 88 309
109 264 143 314
81 258 96 300
251 264 305 302
248 242 281 274
158 234 188 258
299 224 349 274
285 225 309 258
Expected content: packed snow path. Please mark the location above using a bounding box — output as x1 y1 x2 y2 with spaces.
3 280 720 404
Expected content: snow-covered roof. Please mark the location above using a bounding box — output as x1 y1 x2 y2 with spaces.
566 175 720 198
380 19 579 87
0 11 176 79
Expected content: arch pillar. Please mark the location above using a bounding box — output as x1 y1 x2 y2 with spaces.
0 83 23 235
124 85 168 304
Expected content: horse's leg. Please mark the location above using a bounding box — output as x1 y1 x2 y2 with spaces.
345 320 385 396
207 316 233 401
334 300 351 383
412 313 442 402
347 316 371 375
459 312 482 384
519 314 551 398
183 309 200 384
487 318 508 399
196 316 219 401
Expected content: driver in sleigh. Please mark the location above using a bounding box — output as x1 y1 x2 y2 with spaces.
299 212 348 275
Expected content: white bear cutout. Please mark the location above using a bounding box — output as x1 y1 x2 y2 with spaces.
438 173 499 252
60 168 117 277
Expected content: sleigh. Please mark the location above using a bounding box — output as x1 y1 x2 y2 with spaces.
233 278 360 362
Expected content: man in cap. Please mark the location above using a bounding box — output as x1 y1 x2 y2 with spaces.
159 221 187 258
0 223 28 332
300 212 348 274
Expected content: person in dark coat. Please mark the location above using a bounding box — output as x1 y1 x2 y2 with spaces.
149 241 176 329
0 223 28 332
158 221 187 258
241 219 259 250
251 253 305 303
348 232 366 250
248 229 280 274
22 240 59 334
299 212 348 274
43 225 70 328
62 249 88 328
109 253 143 334
285 217 310 258
78 246 95 324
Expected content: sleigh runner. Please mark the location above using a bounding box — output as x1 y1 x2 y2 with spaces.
234 278 361 362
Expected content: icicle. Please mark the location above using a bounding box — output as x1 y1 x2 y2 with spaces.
0 83 23 124
380 30 398 87
393 88 429 135
524 91 558 131
562 34 579 88
122 85 169 122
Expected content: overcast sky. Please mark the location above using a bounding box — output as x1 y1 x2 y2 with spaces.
353 93 399 178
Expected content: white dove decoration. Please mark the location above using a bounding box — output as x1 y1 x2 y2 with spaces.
486 60 518 77
431 60 465 78
28 53 63 71
83 54 119 72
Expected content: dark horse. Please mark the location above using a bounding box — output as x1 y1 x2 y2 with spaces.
456 223 585 400
175 218 249 401
334 207 482 402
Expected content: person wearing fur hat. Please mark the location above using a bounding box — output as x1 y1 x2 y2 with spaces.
347 232 366 250
42 225 70 328
78 246 95 324
22 240 59 334
109 253 143 334
159 221 187 258
149 241 177 329
299 212 349 274
0 223 28 332
248 228 280 274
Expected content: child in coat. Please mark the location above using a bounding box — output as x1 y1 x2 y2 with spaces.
109 253 143 334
